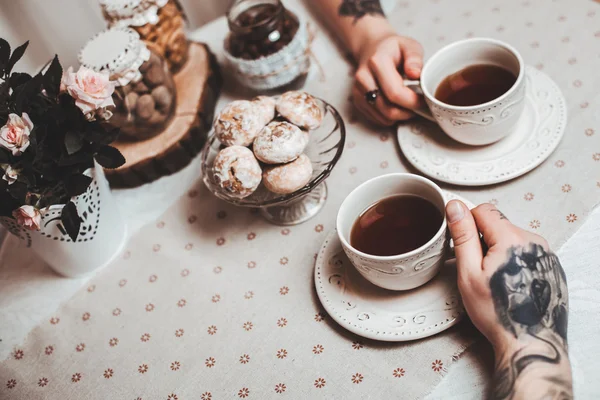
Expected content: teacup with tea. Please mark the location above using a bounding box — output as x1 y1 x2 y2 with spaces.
337 173 450 291
405 37 526 146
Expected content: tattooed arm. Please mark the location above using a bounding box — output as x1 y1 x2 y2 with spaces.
445 201 573 400
307 0 424 126
307 0 387 57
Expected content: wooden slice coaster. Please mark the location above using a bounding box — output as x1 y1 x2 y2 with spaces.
105 42 222 188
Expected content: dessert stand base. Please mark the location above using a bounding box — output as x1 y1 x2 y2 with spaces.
259 182 327 225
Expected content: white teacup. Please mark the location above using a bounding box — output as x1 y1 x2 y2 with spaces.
336 173 449 291
406 37 526 146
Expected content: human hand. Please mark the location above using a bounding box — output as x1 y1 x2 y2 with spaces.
352 33 424 126
445 201 572 399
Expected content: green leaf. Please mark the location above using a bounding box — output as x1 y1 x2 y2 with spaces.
94 145 125 169
18 169 36 186
84 123 120 145
0 80 9 103
28 126 37 148
64 131 83 155
58 151 90 167
9 72 31 90
43 55 62 99
64 174 92 197
100 127 121 145
0 190 19 216
14 72 42 114
0 148 8 163
6 41 28 75
7 181 27 201
60 201 81 241
0 38 10 76
0 104 8 119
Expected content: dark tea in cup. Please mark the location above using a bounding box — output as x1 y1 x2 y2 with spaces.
350 195 443 257
434 64 517 107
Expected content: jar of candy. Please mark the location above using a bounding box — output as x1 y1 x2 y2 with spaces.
224 0 310 91
79 28 177 140
99 0 189 72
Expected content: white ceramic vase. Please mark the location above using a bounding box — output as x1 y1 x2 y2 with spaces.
0 163 127 278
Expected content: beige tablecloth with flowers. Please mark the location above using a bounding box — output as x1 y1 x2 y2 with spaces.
1 0 600 399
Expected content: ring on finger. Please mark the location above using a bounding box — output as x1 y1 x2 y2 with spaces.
365 89 379 105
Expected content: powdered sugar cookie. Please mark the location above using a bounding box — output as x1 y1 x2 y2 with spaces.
253 121 309 164
214 100 265 146
252 96 276 126
263 154 313 194
213 146 262 198
276 91 323 130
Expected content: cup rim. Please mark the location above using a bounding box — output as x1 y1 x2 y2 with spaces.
336 173 448 261
420 37 525 111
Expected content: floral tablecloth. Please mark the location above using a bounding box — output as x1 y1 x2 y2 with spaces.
1 0 599 399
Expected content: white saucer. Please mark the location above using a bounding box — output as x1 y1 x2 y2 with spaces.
314 192 474 342
398 67 567 186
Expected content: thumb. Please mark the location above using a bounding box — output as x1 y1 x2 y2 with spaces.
399 38 424 80
446 200 483 280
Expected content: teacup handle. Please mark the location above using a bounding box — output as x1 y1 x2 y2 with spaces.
403 79 437 123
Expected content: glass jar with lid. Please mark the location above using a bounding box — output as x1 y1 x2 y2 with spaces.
224 0 310 91
99 0 189 72
79 28 177 140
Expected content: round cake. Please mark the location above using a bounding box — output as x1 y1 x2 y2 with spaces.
276 91 323 130
253 121 309 164
263 154 313 194
213 146 262 198
214 100 266 146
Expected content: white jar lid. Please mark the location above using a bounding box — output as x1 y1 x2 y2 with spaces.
78 28 151 86
99 0 168 27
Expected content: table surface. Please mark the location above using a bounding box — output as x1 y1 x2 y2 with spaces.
2 1 600 399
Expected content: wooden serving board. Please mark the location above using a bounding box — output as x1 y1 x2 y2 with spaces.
105 42 222 188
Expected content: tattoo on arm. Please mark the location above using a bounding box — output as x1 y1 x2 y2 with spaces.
338 0 384 23
489 244 572 399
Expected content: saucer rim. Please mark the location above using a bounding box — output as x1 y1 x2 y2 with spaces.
397 66 567 186
314 191 473 342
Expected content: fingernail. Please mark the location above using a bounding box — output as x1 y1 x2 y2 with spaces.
446 201 465 223
407 63 421 72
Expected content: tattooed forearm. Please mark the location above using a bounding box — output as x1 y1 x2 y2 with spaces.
338 0 384 23
489 244 572 400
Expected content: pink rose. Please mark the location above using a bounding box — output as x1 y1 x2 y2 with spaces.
12 205 42 231
0 113 33 156
62 66 116 120
1 164 18 185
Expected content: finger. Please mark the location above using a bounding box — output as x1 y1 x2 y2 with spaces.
377 99 415 121
471 203 515 248
399 37 424 79
368 55 423 110
352 86 394 126
352 76 395 126
446 200 484 281
390 108 415 121
357 101 394 126
355 67 415 121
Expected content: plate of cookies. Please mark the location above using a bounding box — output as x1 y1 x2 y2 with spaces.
201 91 346 225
